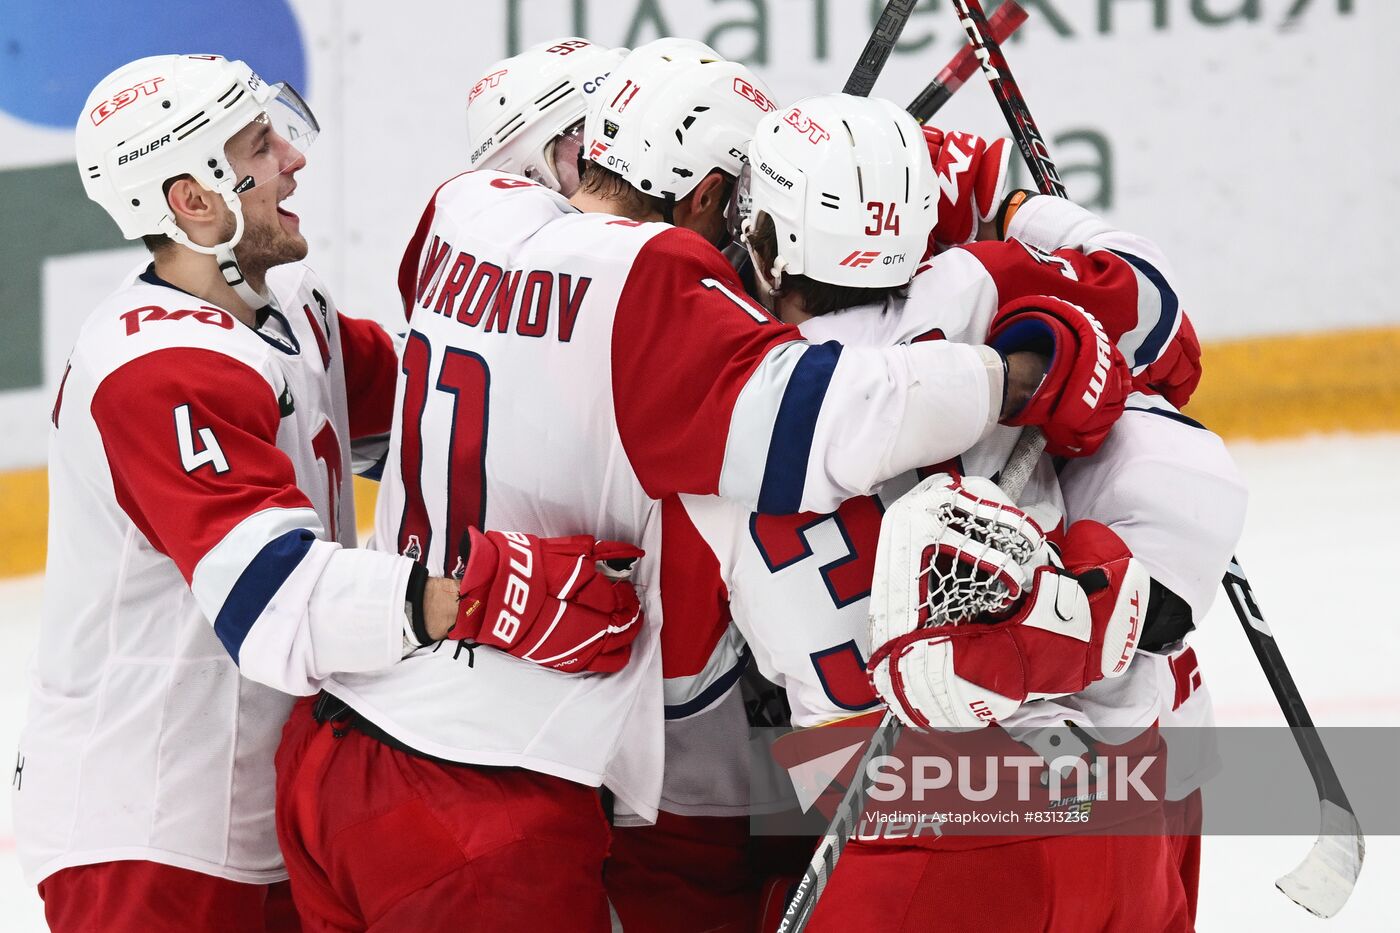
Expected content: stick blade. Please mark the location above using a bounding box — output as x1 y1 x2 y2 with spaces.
1275 799 1366 918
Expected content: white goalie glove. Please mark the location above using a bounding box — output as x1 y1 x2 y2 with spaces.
866 473 1150 731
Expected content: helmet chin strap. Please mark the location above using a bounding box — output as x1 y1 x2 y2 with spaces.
164 192 275 314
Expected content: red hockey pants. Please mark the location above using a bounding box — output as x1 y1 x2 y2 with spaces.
274 696 612 932
38 860 299 933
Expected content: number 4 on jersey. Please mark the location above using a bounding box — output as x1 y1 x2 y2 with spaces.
173 404 229 474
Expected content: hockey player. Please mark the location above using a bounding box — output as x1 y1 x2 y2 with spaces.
646 93 1243 930
465 37 625 197
16 54 643 933
271 38 1130 931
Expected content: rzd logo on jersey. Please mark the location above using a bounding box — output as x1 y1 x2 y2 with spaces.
90 77 165 126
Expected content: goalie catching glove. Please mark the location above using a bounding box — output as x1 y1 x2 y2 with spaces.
867 474 1149 731
450 528 644 674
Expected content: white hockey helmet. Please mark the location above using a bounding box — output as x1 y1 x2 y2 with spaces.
731 93 935 288
76 54 317 303
466 37 625 194
583 37 778 206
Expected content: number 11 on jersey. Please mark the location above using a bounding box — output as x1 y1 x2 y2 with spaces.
396 331 491 575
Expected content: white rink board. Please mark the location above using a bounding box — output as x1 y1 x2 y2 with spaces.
2 433 1398 929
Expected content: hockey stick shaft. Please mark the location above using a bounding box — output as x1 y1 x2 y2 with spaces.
949 0 1066 198
908 0 1028 123
843 0 920 97
1223 558 1355 806
1223 556 1364 916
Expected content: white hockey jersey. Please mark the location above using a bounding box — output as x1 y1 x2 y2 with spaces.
647 199 1247 815
332 170 1011 820
14 262 406 885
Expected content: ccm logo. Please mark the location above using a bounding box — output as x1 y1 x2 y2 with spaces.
733 77 776 112
468 69 507 104
839 250 880 268
90 77 164 126
491 532 535 644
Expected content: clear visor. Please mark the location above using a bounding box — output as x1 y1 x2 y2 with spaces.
725 160 754 245
226 83 319 194
544 120 586 197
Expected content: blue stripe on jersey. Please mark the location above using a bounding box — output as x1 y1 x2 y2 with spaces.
664 647 752 720
1126 405 1207 431
1109 249 1181 368
213 528 316 663
359 453 387 482
757 342 843 514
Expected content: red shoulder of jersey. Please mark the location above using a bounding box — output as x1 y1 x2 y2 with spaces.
961 239 1144 346
658 496 732 680
611 227 802 499
91 347 313 582
337 312 398 439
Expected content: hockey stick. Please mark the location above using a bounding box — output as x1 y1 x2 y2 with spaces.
953 0 1365 912
907 0 1028 123
842 0 919 97
1224 559 1366 917
949 0 1065 197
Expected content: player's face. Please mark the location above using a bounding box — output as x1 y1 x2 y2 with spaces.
225 115 309 270
547 121 585 197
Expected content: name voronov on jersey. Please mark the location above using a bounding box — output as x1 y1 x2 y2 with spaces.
412 234 594 342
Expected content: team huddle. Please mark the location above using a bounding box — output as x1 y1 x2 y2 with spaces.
15 32 1246 933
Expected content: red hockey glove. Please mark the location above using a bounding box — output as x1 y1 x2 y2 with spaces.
921 125 1014 259
451 528 644 674
868 520 1149 731
1135 313 1202 410
989 295 1132 457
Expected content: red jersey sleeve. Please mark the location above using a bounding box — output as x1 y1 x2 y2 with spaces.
337 312 399 440
611 227 805 500
90 347 315 585
963 238 1182 371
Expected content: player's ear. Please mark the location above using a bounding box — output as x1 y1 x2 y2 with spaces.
166 176 217 225
689 170 731 216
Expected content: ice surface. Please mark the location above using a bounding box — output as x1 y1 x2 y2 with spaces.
1 434 1397 929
